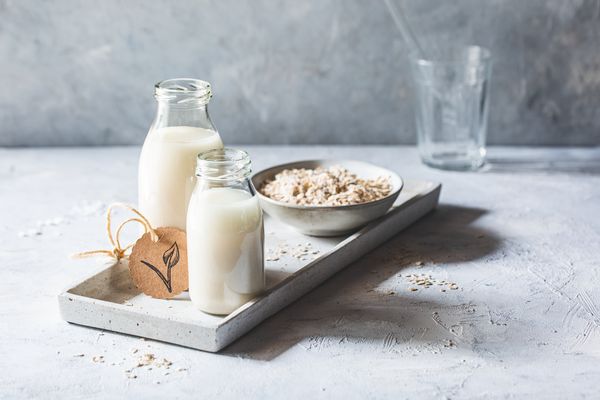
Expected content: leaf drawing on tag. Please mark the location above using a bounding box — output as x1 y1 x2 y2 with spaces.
140 241 180 293
163 242 180 269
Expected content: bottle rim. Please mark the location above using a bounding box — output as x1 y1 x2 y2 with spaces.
196 148 252 181
154 78 212 104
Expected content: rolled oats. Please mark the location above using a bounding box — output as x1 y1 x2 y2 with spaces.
260 166 392 206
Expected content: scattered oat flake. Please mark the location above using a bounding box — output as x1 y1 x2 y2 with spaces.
409 288 418 292
405 273 459 292
267 242 320 262
137 353 155 367
91 355 105 363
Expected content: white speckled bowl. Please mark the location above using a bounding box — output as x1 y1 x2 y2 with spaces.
252 160 403 237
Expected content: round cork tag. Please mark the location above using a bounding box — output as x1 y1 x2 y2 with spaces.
128 227 188 299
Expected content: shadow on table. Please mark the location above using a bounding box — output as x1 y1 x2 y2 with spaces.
482 153 600 174
221 204 502 361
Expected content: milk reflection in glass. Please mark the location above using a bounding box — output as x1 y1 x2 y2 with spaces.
187 149 265 315
138 79 223 230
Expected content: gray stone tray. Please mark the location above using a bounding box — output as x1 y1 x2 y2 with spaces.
58 180 441 352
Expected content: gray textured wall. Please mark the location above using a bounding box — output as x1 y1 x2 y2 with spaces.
1 0 599 146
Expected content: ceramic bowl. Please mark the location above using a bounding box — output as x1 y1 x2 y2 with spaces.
251 159 403 237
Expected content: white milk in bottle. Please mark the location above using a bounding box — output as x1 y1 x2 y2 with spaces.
138 79 223 230
187 149 265 315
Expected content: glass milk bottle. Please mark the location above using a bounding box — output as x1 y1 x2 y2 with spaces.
187 148 265 315
138 79 223 230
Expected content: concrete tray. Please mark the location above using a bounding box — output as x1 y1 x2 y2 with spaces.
58 180 441 352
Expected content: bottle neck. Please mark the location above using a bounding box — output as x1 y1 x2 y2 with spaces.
151 78 216 131
153 101 216 131
196 148 252 184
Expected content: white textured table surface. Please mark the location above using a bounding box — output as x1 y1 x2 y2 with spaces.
1 145 600 399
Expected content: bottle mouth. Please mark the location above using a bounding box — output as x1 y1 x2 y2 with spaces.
196 148 252 181
154 78 212 105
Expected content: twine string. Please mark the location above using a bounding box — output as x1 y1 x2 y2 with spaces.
72 203 158 260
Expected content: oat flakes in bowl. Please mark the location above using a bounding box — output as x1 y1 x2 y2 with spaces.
259 165 392 207
252 160 403 237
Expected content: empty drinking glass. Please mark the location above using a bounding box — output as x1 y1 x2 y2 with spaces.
411 46 492 171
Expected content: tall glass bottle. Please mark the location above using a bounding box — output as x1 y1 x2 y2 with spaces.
138 79 223 230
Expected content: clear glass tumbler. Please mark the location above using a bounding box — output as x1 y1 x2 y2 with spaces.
411 46 492 171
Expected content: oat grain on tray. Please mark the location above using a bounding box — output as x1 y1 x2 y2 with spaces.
259 166 392 206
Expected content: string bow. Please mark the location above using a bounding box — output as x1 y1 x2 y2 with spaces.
72 203 159 261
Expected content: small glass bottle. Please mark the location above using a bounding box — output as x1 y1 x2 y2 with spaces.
187 148 265 315
138 78 223 230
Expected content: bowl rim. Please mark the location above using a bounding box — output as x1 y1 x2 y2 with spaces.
251 159 404 211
